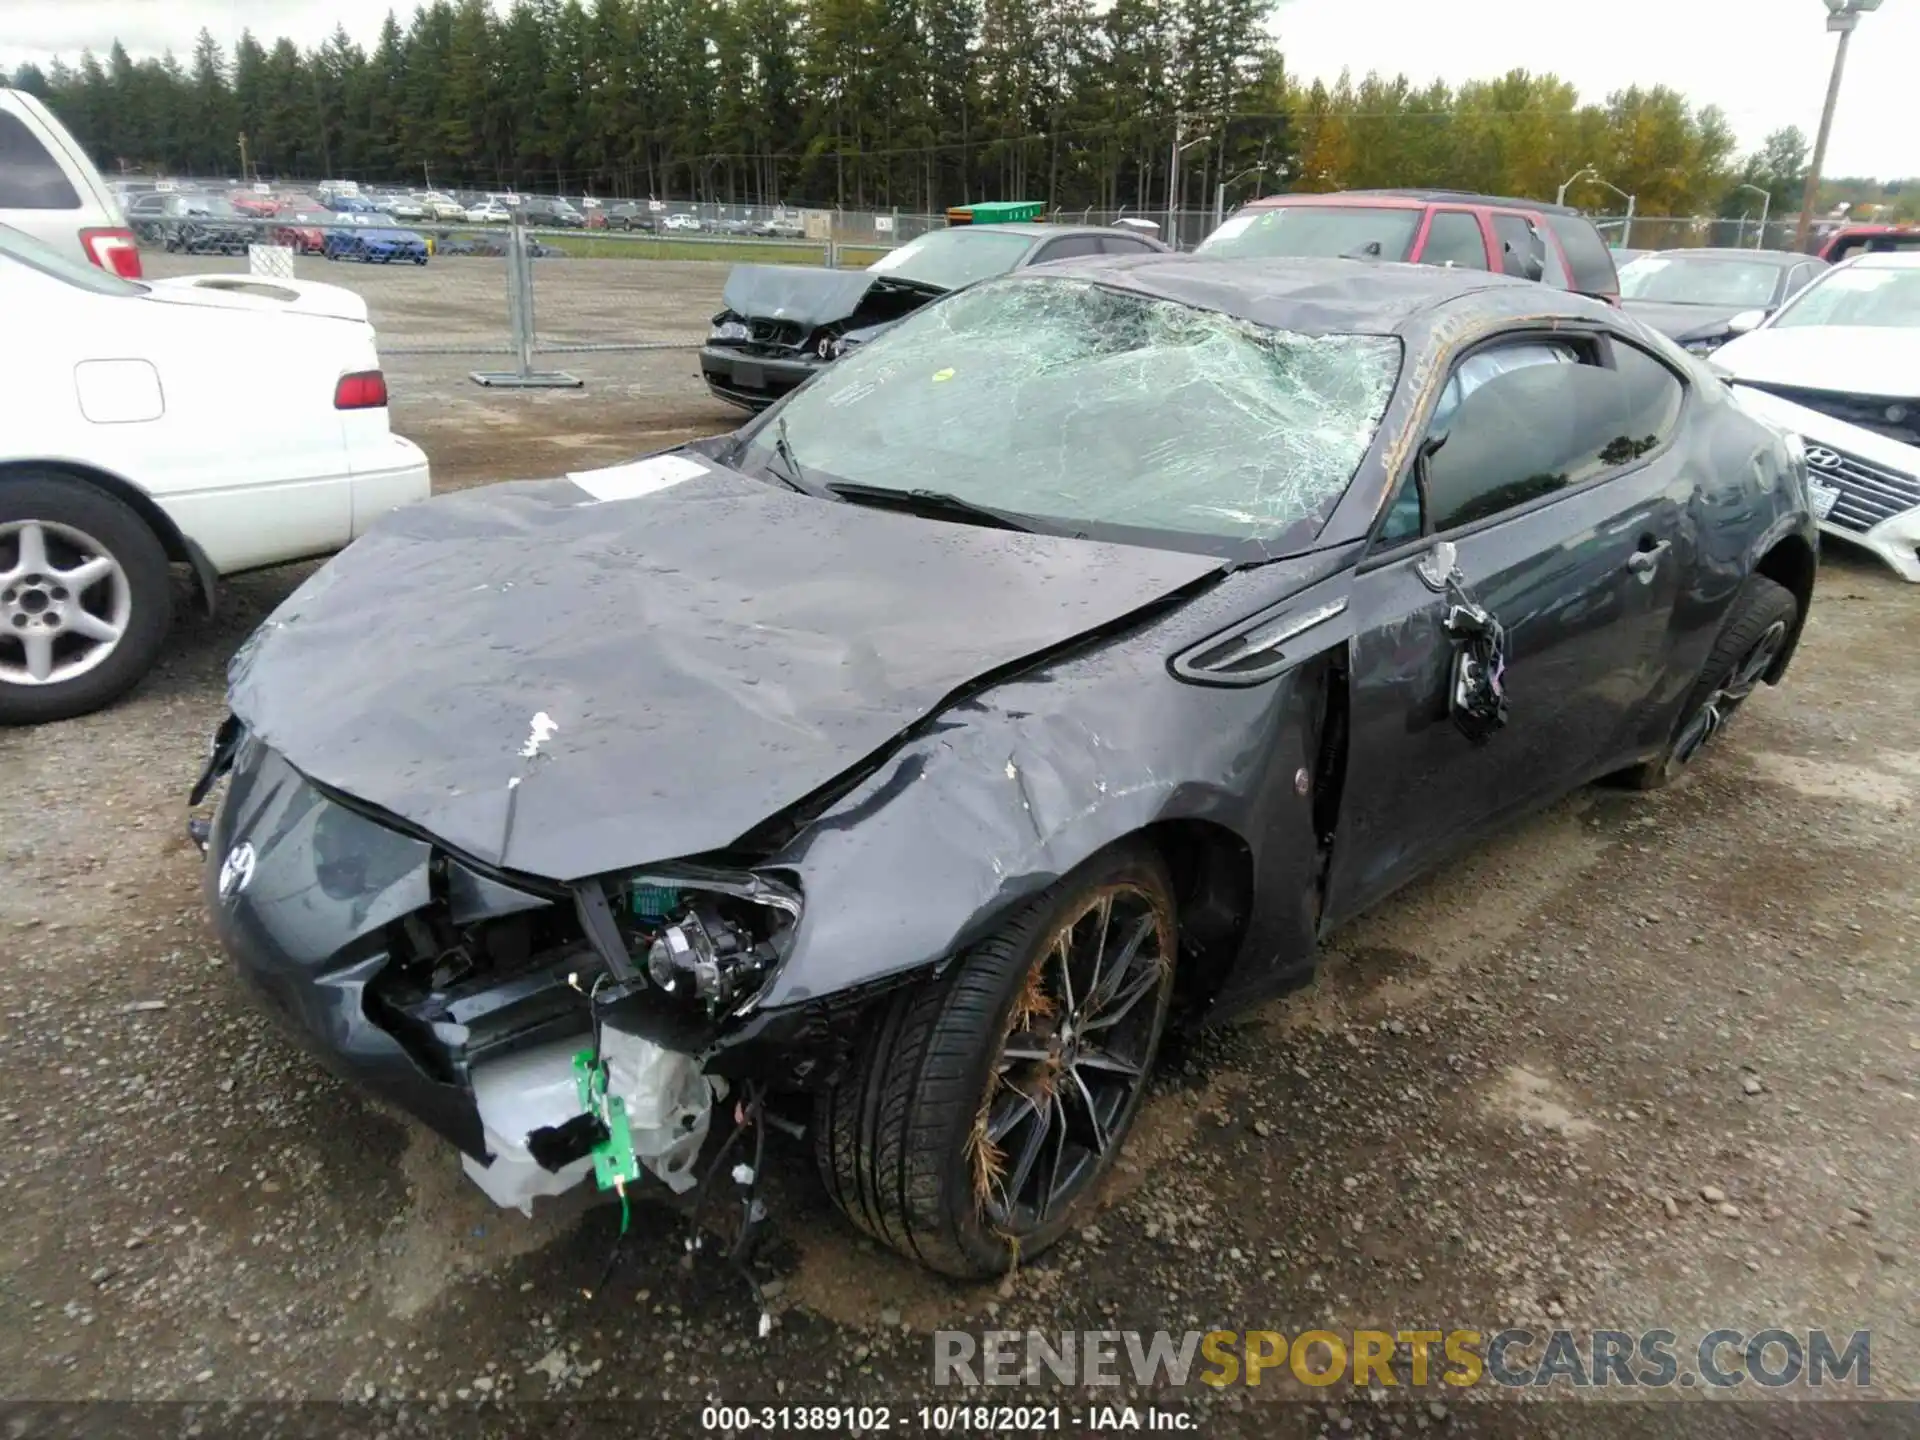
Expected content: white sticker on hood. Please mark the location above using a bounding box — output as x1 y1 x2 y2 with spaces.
568 454 708 502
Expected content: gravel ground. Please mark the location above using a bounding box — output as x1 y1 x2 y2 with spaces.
1 255 1916 1434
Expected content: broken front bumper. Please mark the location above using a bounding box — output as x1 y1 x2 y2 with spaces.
698 346 824 410
200 737 870 1212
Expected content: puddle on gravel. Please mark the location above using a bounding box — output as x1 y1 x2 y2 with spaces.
1749 752 1916 810
1483 1064 1598 1139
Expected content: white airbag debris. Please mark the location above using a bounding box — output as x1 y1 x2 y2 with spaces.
520 711 559 759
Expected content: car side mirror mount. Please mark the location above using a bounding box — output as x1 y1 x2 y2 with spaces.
1727 309 1766 336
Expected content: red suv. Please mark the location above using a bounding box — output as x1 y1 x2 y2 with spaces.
1197 189 1621 302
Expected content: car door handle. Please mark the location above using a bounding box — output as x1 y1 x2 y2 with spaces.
1627 541 1671 575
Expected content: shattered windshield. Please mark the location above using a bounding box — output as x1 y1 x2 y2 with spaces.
1198 205 1422 262
866 229 1036 292
1619 256 1782 307
746 276 1402 549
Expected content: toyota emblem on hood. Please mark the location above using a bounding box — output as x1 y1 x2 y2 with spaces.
218 842 256 899
1805 447 1844 471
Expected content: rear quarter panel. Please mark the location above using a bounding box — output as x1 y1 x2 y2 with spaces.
0 264 373 571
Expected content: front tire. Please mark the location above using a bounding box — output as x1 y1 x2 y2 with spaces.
1616 574 1797 790
816 840 1177 1278
0 476 173 724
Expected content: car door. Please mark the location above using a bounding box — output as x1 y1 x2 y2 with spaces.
1321 330 1692 927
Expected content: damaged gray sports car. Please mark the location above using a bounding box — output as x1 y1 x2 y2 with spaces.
193 256 1818 1281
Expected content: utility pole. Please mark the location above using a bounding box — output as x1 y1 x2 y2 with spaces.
238 131 250 183
1168 115 1184 240
1795 0 1885 252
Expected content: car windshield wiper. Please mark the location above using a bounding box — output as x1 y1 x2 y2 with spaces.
763 417 831 499
824 482 1037 533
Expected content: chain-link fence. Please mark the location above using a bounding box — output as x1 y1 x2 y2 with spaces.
130 197 1831 392
1589 214 1810 253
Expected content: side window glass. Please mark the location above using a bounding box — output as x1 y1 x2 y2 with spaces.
1098 235 1153 255
1377 343 1573 547
1035 236 1104 262
1491 213 1544 280
1418 211 1489 270
0 111 82 210
1422 346 1684 533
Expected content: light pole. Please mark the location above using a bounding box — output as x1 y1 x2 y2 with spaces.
1563 171 1638 247
1166 121 1213 248
1795 0 1886 252
1214 162 1284 229
1556 167 1598 208
1734 182 1774 248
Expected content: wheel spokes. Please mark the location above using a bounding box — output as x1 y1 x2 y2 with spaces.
1080 956 1163 1034
60 555 117 594
1084 913 1156 1019
1064 1068 1112 1158
1000 1090 1055 1206
67 610 122 644
1032 1093 1070 1223
20 632 54 682
9 521 48 583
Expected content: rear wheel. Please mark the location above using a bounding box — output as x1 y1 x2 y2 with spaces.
0 476 173 725
1616 575 1796 790
815 841 1177 1278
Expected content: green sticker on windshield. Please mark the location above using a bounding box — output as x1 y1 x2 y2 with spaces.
932 367 955 382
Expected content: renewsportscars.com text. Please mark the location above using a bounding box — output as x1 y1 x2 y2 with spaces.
932 1328 1872 1390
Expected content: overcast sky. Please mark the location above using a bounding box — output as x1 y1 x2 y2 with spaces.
2 0 1913 179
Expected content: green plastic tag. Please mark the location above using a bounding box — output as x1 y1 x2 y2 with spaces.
573 1049 639 1192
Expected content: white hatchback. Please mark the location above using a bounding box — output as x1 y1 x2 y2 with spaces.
0 223 431 722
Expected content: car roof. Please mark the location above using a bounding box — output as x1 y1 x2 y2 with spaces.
1847 250 1920 269
1001 253 1584 334
1641 248 1811 265
963 222 1146 239
1244 189 1584 216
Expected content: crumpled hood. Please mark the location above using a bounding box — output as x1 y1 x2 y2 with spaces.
1713 325 1920 397
720 264 928 328
1622 299 1745 343
226 459 1221 881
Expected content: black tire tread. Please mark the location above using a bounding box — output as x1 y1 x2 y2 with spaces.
1617 574 1796 790
815 841 1174 1278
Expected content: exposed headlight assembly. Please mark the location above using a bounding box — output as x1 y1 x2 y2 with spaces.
575 867 801 1019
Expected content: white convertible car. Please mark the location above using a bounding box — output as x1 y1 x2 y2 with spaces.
1716 251 1920 582
0 223 430 722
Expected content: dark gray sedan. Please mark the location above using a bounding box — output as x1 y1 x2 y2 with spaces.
1619 248 1830 355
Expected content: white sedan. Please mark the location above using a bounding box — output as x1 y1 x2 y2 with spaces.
0 223 430 722
465 201 512 224
1717 251 1920 582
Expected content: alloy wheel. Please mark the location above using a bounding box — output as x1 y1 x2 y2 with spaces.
0 520 134 687
970 883 1174 1237
1671 618 1788 768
